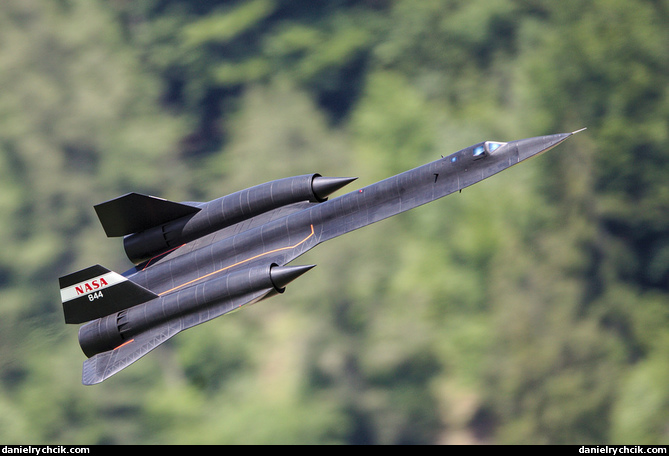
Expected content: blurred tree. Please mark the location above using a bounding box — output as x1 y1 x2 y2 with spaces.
516 0 669 291
0 0 188 443
2 0 669 445
114 0 381 156
484 0 669 443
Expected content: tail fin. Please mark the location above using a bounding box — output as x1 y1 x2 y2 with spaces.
94 192 200 237
59 265 158 324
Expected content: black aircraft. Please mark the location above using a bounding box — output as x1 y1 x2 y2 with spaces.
59 130 584 385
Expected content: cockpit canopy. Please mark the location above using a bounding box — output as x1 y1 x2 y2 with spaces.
473 141 507 159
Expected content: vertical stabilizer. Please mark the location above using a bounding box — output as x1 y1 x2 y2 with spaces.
59 265 158 324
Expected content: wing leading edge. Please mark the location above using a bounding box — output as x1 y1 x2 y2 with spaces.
81 288 272 385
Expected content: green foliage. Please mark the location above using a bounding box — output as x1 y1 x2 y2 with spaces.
182 0 277 47
351 71 436 178
1 0 669 445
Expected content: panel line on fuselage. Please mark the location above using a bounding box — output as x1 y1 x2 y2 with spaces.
157 224 315 296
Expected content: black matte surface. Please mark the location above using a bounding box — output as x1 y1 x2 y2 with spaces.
60 132 579 384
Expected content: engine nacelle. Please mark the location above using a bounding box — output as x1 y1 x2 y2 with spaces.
123 174 354 264
78 263 314 358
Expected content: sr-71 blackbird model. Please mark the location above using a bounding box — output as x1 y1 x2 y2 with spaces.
59 130 583 385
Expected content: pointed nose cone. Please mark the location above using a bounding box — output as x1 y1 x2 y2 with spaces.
512 129 584 161
270 264 316 291
312 176 358 202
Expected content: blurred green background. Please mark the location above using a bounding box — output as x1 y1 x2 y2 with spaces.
1 0 668 444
